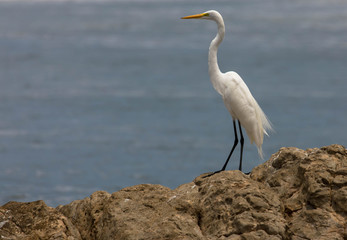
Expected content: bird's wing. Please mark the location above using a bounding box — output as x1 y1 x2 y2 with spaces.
222 72 271 158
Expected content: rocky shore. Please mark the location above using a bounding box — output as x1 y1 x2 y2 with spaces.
0 144 346 240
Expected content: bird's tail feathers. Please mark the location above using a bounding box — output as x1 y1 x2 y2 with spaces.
261 110 274 136
257 146 264 160
255 101 273 159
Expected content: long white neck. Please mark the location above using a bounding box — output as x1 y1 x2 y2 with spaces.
208 15 225 95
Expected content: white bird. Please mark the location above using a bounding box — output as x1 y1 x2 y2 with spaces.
181 10 272 174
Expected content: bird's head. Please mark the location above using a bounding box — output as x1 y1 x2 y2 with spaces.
181 10 222 21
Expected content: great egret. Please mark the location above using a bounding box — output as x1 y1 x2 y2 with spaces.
181 10 272 174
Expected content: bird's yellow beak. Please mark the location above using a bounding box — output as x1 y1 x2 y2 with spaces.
181 13 209 19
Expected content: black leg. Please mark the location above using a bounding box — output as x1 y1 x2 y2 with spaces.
203 120 238 178
220 120 238 171
238 120 244 171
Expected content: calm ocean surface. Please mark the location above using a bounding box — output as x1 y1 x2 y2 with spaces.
0 0 346 206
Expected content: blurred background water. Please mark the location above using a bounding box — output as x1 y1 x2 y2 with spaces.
0 0 346 207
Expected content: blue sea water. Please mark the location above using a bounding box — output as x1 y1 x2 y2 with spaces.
0 0 346 206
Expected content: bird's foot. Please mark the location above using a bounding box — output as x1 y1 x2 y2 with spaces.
202 170 250 178
202 170 224 178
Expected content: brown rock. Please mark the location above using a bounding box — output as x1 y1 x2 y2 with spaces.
58 184 204 240
0 144 346 240
251 144 347 240
193 171 286 239
0 200 81 240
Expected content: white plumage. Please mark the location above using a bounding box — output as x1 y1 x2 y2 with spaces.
220 71 271 159
182 10 272 173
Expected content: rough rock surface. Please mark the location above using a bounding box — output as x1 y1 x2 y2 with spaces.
0 144 346 240
0 200 81 240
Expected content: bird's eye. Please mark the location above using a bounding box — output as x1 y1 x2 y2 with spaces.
204 13 210 16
